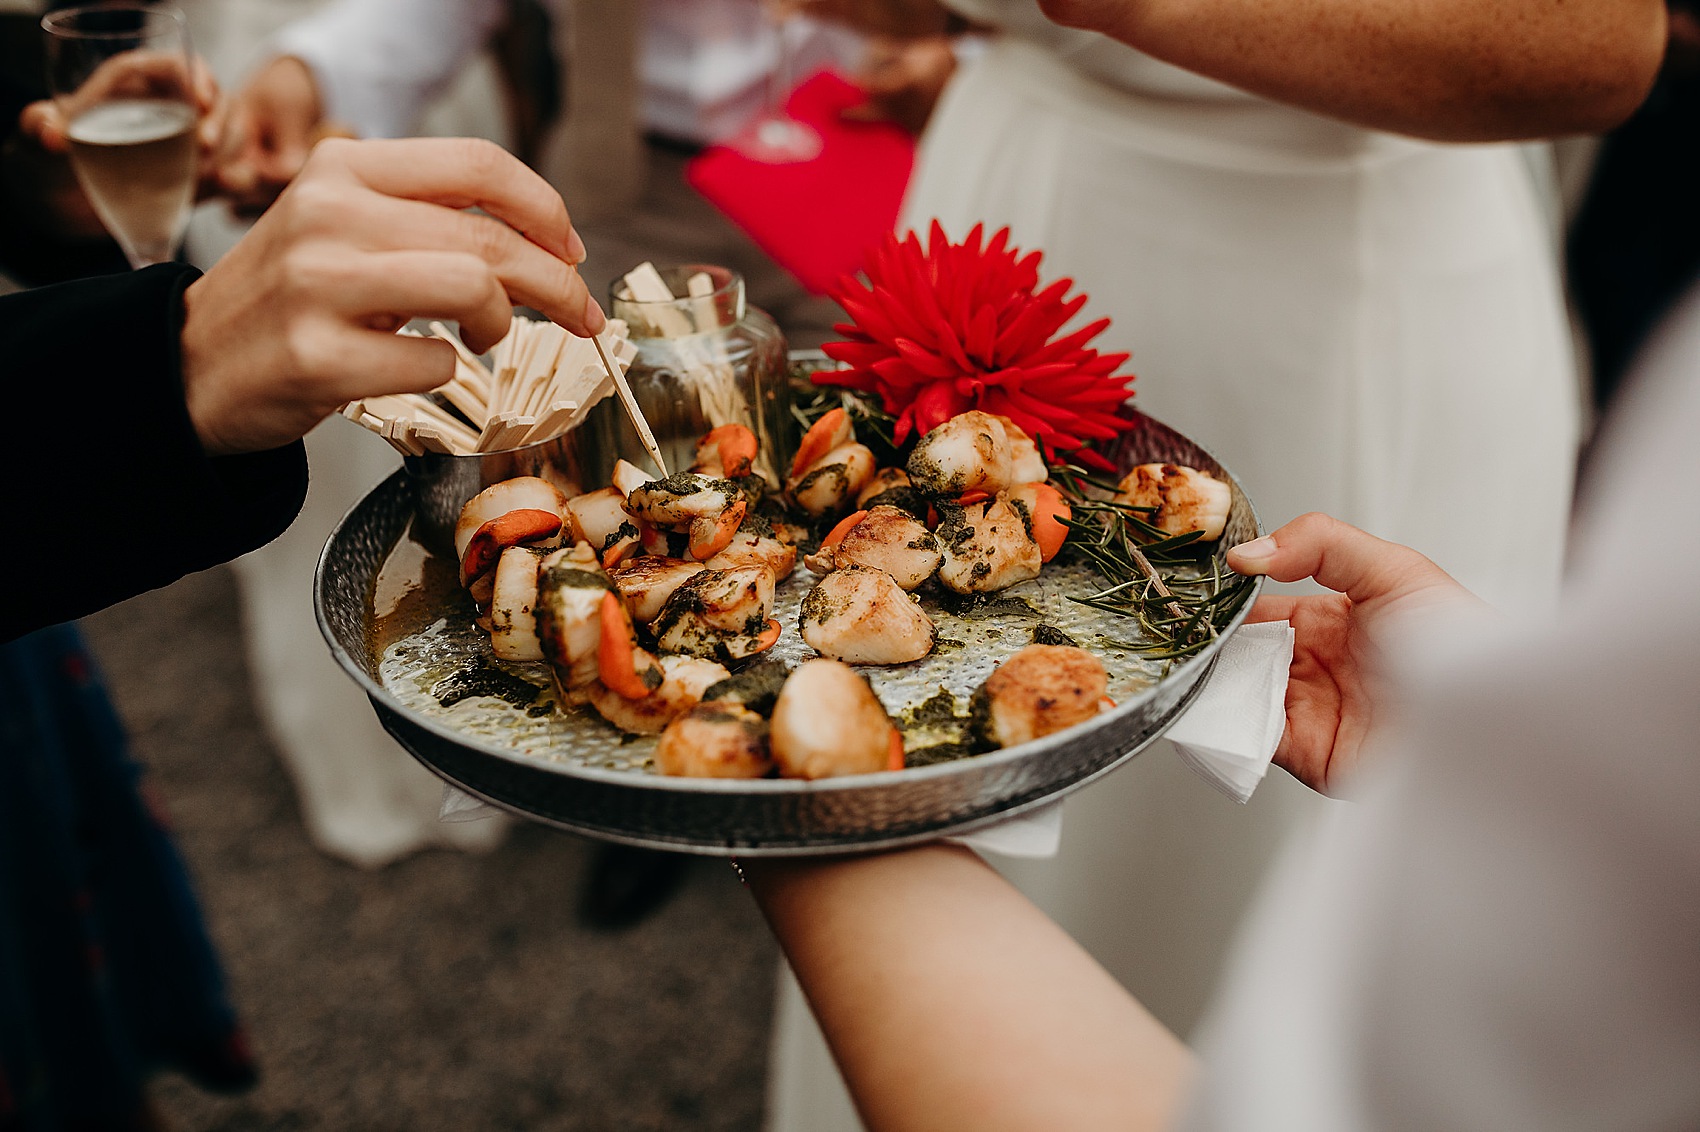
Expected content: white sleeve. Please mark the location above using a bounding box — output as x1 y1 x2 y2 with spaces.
270 0 507 139
1179 286 1700 1132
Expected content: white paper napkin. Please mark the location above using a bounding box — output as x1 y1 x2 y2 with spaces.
1166 620 1295 803
946 801 1066 858
440 783 501 822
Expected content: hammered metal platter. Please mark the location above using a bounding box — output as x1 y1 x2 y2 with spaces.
315 412 1263 856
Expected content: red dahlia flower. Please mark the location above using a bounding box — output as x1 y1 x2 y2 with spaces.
820 222 1134 470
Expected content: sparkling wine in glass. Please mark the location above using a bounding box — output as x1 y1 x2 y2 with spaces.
43 4 198 268
732 1 822 164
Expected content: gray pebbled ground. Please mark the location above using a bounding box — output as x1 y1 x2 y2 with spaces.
82 565 779 1132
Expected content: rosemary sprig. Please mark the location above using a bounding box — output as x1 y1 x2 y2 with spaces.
1053 459 1248 662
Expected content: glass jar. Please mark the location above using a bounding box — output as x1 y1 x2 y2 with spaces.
578 264 791 486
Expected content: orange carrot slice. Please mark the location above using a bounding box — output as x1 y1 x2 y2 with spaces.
460 509 562 587
956 490 991 506
819 509 869 553
688 499 746 561
597 592 652 700
704 423 758 479
886 728 905 772
1027 483 1072 561
749 618 782 654
601 532 641 569
790 407 850 479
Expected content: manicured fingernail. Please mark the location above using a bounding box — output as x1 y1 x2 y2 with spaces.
567 229 587 264
1229 535 1277 568
583 293 606 334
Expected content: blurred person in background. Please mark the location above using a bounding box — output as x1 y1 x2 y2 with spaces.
1 19 253 1126
0 123 603 1127
767 0 1664 1127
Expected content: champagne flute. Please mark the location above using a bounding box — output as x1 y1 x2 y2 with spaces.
42 3 199 269
733 0 822 164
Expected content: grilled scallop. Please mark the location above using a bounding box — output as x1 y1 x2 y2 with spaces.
706 525 798 580
689 423 760 481
454 476 569 586
799 564 937 665
624 472 748 560
970 644 1109 749
790 442 877 518
822 506 942 591
769 659 902 779
534 543 613 700
934 495 1043 594
856 467 912 508
905 411 1014 497
653 565 779 661
454 476 569 563
489 546 546 661
587 654 730 735
1115 464 1232 541
624 472 742 530
655 702 773 778
994 416 1049 484
610 459 653 499
607 556 706 624
563 486 634 556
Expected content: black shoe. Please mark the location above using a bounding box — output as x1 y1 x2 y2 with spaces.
577 843 689 929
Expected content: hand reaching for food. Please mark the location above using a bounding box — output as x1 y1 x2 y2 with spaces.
1227 512 1483 795
178 136 603 456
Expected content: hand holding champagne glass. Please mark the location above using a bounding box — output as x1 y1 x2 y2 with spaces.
41 4 204 268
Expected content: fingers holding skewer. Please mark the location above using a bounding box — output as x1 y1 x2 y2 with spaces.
316 187 603 344
178 137 605 456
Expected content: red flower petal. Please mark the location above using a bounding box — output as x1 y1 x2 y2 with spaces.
824 221 1136 460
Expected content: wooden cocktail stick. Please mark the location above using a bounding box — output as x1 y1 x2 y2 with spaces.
594 331 667 477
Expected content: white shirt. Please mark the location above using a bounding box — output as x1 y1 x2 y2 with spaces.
272 0 508 139
1182 286 1700 1129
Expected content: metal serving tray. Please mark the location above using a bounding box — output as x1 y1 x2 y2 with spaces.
315 412 1262 856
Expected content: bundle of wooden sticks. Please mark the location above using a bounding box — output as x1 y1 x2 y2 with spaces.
341 316 638 456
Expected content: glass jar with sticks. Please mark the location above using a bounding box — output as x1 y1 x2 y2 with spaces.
585 262 791 487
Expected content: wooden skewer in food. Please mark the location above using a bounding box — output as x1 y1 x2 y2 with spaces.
594 331 668 478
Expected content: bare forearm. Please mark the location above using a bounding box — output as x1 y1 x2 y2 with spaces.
748 845 1195 1132
1037 0 1667 140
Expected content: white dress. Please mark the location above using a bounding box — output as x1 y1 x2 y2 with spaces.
768 9 1581 1129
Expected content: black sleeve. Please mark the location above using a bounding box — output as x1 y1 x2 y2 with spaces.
0 264 309 641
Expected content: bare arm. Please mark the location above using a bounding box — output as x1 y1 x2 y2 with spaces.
747 844 1196 1132
1035 0 1668 140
